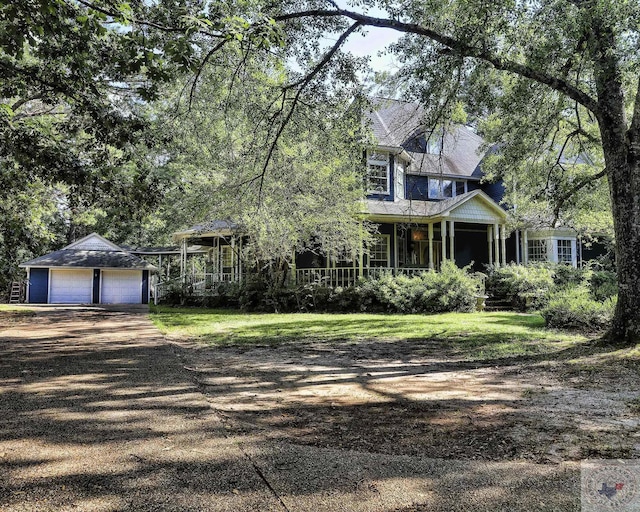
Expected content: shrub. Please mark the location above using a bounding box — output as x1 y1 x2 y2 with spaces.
485 263 555 311
356 262 481 314
589 270 618 301
541 286 616 332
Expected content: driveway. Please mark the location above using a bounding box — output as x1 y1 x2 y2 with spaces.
1 306 581 511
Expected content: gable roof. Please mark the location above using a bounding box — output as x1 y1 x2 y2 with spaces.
365 190 507 223
366 98 485 179
19 233 156 270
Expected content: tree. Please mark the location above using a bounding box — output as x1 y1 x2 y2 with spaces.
253 0 640 345
0 0 280 296
145 47 371 277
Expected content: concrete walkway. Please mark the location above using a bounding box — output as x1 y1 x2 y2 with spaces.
0 306 580 511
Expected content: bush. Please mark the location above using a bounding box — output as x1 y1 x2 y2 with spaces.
541 286 616 332
485 263 555 311
589 270 618 301
356 262 481 314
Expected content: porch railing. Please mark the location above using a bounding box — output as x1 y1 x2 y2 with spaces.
294 267 429 288
153 272 239 304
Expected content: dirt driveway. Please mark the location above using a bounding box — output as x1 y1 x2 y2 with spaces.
2 306 638 511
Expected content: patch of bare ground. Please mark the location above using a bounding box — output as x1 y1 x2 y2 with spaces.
174 337 640 464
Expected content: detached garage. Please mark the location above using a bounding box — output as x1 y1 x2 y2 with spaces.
20 233 156 305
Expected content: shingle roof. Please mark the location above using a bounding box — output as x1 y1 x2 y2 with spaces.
19 249 156 270
366 98 485 178
173 220 239 238
20 232 156 270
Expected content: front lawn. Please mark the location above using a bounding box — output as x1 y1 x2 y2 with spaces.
150 305 589 360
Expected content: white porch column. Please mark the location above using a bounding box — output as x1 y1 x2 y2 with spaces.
231 237 236 281
515 230 521 265
501 224 507 266
441 219 447 264
358 222 364 277
494 223 500 267
523 229 529 265
428 223 434 269
180 238 187 282
488 225 493 265
449 220 455 264
393 223 398 271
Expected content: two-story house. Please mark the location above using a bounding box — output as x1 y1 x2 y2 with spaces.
158 98 580 293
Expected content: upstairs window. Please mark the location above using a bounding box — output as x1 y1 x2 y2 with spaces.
367 151 390 194
428 178 467 199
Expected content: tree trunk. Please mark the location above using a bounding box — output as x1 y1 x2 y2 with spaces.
604 143 640 344
598 97 640 344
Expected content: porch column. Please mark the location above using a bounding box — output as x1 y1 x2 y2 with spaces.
515 230 521 264
428 223 434 269
501 224 507 266
494 223 500 268
441 219 447 264
239 238 243 281
231 237 236 281
488 225 493 265
393 223 398 271
358 222 364 278
449 220 455 264
523 229 529 265
180 238 187 282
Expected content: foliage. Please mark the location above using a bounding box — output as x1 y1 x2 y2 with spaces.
161 262 481 314
357 262 480 313
589 270 618 302
485 264 556 311
542 286 617 333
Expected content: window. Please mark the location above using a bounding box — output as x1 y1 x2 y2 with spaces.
426 136 442 155
367 151 389 194
221 245 233 269
428 178 466 199
557 239 573 263
528 240 548 262
369 235 390 267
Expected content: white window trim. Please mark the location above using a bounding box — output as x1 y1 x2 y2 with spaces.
428 178 467 199
367 151 390 195
369 234 391 267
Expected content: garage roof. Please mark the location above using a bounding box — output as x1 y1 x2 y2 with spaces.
19 233 156 271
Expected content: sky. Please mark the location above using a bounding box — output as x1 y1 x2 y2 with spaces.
326 2 403 73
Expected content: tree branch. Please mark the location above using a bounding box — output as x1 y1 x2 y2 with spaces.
256 21 361 204
274 8 601 115
552 166 608 224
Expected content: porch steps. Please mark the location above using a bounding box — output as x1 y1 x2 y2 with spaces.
484 298 513 312
9 281 24 304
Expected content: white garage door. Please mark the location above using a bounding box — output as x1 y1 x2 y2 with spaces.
101 270 142 304
50 269 93 304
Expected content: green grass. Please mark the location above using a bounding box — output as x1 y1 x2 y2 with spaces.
150 305 590 360
0 304 36 326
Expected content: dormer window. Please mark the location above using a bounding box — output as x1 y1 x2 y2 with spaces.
367 151 390 195
428 178 467 199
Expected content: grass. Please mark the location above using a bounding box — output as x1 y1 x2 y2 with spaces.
150 305 590 360
0 304 36 327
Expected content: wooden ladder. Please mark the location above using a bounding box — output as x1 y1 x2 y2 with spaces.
9 281 23 304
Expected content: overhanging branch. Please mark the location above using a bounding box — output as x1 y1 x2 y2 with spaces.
274 8 601 115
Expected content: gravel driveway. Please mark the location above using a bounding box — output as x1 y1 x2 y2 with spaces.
0 306 581 511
